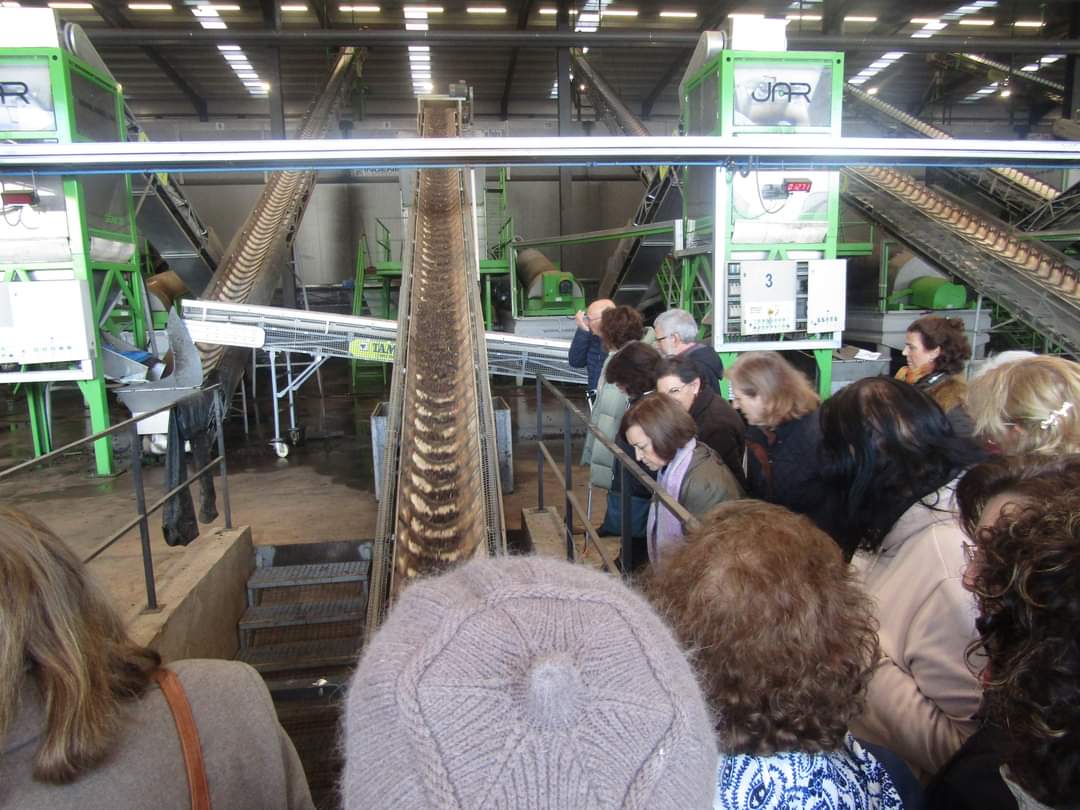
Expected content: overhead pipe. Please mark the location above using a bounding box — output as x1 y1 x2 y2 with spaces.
83 28 1080 54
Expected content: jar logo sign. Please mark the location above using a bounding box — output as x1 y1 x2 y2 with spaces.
0 81 30 106
750 81 812 104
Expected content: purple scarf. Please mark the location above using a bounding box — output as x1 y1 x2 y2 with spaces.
647 438 696 565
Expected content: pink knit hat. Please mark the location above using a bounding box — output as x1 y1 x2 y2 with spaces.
341 555 717 809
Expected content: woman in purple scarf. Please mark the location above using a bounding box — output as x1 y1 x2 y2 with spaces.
622 393 743 565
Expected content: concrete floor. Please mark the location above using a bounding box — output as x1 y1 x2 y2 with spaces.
0 363 604 621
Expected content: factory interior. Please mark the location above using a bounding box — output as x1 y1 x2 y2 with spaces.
2 1 1080 807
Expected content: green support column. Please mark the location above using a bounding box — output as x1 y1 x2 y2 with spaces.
77 377 115 476
814 348 834 400
25 383 52 457
717 351 738 399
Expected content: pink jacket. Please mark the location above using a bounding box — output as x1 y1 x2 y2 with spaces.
849 482 982 780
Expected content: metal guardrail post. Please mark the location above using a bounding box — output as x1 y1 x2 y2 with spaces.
215 389 233 530
536 375 544 509
563 403 573 561
620 463 632 575
127 421 158 611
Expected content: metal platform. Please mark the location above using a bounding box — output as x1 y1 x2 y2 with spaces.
247 561 368 601
238 597 367 635
180 298 587 385
236 636 363 675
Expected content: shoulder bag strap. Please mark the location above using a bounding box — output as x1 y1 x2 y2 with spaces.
153 668 212 810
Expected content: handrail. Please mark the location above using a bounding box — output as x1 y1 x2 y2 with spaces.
0 384 233 612
535 373 698 576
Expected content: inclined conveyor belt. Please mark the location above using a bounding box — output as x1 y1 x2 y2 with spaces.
196 47 360 400
365 100 507 634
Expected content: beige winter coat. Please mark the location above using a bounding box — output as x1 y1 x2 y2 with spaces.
848 482 982 781
0 659 313 810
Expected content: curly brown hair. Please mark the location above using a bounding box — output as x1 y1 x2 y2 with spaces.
645 500 879 755
598 305 644 352
604 341 662 399
907 315 971 376
957 454 1080 806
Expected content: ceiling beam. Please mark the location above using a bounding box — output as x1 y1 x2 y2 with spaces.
312 0 330 30
500 0 536 120
90 2 209 122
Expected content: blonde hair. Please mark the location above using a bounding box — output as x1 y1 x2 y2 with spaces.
967 356 1080 456
0 507 160 784
727 351 820 427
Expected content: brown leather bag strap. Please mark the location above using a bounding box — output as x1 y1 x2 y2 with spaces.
153 668 212 810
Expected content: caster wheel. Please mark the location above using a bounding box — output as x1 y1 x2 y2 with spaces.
272 441 289 459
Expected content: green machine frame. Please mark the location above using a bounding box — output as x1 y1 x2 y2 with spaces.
0 46 147 474
662 48 847 397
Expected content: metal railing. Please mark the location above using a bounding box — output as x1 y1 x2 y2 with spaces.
0 385 233 612
534 373 698 576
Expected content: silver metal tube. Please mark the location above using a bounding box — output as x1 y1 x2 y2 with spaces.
6 136 1080 174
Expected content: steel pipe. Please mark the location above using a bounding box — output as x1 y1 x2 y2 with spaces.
6 135 1080 175
82 27 1080 54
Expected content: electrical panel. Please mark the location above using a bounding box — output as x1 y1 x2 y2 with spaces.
0 279 95 381
806 260 847 333
740 260 797 335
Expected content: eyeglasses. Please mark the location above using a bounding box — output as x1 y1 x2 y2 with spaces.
961 541 977 565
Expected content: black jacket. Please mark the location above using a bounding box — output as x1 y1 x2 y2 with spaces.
689 386 746 488
684 343 724 393
745 410 838 537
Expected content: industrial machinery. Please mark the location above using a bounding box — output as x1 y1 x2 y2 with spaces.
671 20 848 393
514 247 585 316
366 96 506 633
0 8 149 474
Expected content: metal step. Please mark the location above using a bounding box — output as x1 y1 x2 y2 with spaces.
237 636 363 675
239 598 366 635
247 561 368 594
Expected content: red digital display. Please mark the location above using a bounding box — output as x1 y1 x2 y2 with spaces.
783 179 813 193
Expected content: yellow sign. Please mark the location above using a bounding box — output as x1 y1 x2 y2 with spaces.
348 338 395 363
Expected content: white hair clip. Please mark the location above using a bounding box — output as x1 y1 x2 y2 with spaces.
1040 401 1073 431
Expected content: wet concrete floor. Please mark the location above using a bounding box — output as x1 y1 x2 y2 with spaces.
0 363 608 619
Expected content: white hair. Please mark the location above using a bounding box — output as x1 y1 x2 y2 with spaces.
970 350 1038 379
654 309 699 342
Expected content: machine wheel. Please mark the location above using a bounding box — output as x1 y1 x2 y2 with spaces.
272 440 289 459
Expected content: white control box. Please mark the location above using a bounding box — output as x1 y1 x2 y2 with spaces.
740 260 797 335
0 279 95 380
806 259 847 333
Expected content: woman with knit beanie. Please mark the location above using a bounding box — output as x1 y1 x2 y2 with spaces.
340 556 719 809
647 500 908 809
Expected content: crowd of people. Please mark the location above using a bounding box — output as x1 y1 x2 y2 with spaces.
1 309 1078 809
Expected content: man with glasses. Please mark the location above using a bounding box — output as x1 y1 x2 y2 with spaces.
652 308 724 393
569 298 615 406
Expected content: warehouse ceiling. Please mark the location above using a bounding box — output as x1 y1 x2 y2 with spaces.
25 0 1078 125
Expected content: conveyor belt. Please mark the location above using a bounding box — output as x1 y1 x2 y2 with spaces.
366 100 506 633
197 47 360 399
846 170 1080 356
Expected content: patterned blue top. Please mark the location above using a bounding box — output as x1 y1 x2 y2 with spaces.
715 734 904 809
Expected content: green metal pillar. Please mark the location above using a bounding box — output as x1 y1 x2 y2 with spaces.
814 348 834 400
77 377 114 475
25 383 52 457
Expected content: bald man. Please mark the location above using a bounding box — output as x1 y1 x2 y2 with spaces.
569 298 615 393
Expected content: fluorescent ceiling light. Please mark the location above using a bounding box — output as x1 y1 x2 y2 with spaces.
467 6 506 12
866 86 878 95
909 17 939 24
787 14 821 20
129 3 173 9
403 8 428 17
48 2 93 8
958 18 993 25
408 45 429 51
229 61 253 70
235 71 258 78
409 53 431 61
223 52 249 60
192 6 219 16
405 22 428 29
0 2 21 7
601 8 638 16
200 19 227 27
217 43 241 50
403 4 442 12
659 10 696 17
844 15 876 22
881 51 906 60
281 3 307 10
339 4 379 10
201 3 240 9
1014 20 1042 27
